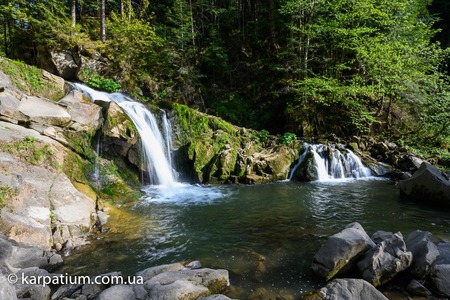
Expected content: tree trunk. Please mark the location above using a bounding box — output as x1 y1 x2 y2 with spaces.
120 0 124 19
71 0 76 28
3 18 8 56
189 0 195 46
100 0 106 42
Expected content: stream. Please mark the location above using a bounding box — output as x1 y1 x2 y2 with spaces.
62 178 450 298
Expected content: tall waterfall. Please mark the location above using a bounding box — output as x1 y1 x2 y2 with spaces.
72 83 177 187
289 143 372 181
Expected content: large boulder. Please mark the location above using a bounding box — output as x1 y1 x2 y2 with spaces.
0 274 18 300
398 162 450 207
143 268 229 300
312 222 375 281
405 230 439 279
0 122 97 250
17 95 71 127
429 242 450 297
357 232 412 286
304 278 388 300
48 50 81 80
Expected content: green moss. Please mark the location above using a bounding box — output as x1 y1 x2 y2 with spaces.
64 131 96 161
0 58 65 101
63 151 90 183
0 185 18 211
0 136 57 167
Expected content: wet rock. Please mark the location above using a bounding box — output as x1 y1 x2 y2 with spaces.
405 230 439 279
312 222 375 281
398 162 450 208
357 232 412 286
304 278 388 300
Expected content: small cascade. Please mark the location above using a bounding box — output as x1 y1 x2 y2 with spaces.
290 143 372 181
72 83 177 187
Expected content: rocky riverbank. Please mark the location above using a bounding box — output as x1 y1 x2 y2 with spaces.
0 233 232 300
305 222 450 299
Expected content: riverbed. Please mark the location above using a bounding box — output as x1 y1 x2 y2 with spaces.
62 179 450 298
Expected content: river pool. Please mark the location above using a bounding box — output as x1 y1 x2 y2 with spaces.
62 179 450 298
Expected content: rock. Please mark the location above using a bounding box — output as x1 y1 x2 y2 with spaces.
49 50 81 80
199 295 236 300
429 242 450 297
312 222 375 281
398 162 450 207
405 230 439 279
97 285 136 300
18 95 71 127
429 264 450 297
0 89 28 122
144 268 229 300
0 274 18 300
406 279 433 297
14 267 52 300
4 240 63 272
0 122 97 250
58 90 102 133
371 231 395 244
357 232 412 286
135 262 185 282
304 278 388 300
186 260 202 270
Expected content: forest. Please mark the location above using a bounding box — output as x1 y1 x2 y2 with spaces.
0 0 449 164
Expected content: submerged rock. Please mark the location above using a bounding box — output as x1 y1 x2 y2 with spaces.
312 222 375 281
398 162 450 208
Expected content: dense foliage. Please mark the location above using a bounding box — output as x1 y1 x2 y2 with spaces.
0 0 449 163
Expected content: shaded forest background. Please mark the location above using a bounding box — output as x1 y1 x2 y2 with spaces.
0 0 449 163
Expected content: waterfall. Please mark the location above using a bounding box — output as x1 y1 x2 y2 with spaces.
72 83 177 187
289 143 372 181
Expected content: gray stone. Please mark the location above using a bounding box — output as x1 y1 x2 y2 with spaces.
357 232 412 286
49 50 81 80
406 279 432 297
371 231 395 244
51 284 82 300
144 268 229 300
14 268 52 300
18 96 71 127
135 262 184 282
398 162 450 207
0 90 27 122
0 274 18 300
429 264 450 297
199 295 236 300
435 241 450 265
405 230 439 278
97 285 136 300
145 279 210 300
0 121 96 250
186 260 202 270
312 222 375 281
306 278 388 300
58 90 102 132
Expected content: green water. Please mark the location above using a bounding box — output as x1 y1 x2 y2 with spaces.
63 179 450 298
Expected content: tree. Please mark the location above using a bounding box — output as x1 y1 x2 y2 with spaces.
100 0 106 42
